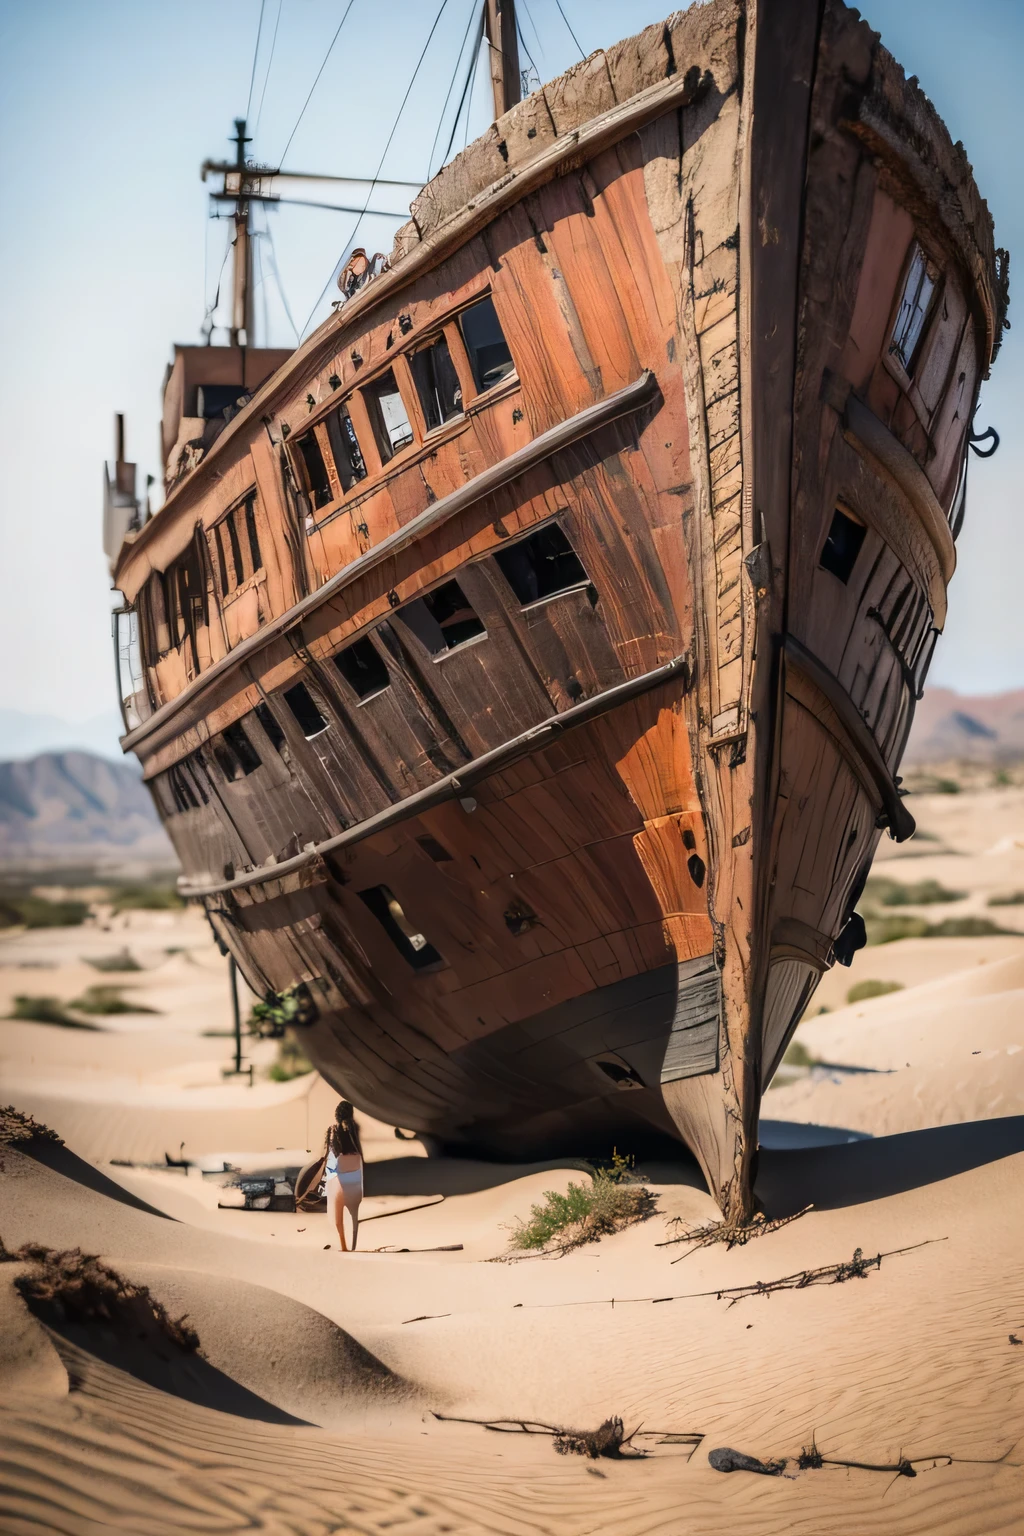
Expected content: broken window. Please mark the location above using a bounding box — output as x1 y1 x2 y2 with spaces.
397 580 486 654
358 884 443 970
363 369 414 462
223 720 262 775
166 762 199 814
819 506 866 584
324 402 368 492
294 430 333 509
410 335 463 431
459 294 515 393
890 243 937 375
334 636 390 699
114 607 148 731
283 680 329 738
254 701 286 753
212 492 263 598
494 523 589 606
196 383 247 419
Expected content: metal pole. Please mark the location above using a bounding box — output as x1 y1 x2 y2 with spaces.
229 955 242 1075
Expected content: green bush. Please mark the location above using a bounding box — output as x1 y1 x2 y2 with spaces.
782 1039 815 1069
266 1031 314 1082
925 917 1014 939
0 895 89 929
507 1159 654 1254
864 877 965 907
109 884 184 913
866 914 1012 945
68 985 158 1016
864 914 931 945
847 979 904 1004
988 891 1024 907
7 995 99 1029
86 949 142 972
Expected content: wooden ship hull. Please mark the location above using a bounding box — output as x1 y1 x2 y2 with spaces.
110 0 1007 1220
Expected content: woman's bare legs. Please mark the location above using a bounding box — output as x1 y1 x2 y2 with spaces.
326 1176 348 1251
341 1185 360 1251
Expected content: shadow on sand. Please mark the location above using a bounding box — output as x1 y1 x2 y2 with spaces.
757 1114 1024 1216
21 1137 172 1220
363 1153 597 1198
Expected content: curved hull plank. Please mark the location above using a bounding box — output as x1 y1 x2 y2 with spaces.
113 0 1007 1221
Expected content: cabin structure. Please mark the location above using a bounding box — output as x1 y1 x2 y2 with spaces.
109 0 1007 1219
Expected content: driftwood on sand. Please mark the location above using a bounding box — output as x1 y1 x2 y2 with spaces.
431 1412 702 1460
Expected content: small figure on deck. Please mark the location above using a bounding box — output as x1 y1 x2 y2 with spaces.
324 1100 363 1252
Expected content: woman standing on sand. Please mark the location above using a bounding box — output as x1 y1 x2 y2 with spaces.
324 1101 364 1252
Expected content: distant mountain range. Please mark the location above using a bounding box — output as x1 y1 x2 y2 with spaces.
0 708 126 762
0 751 175 868
905 687 1024 765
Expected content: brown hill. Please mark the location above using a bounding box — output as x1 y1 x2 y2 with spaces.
0 751 174 868
905 687 1024 765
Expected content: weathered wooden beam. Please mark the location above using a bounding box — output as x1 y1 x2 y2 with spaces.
122 369 662 758
180 652 690 898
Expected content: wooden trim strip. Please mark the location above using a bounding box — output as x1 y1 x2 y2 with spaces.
843 394 955 604
783 634 916 843
122 369 661 757
116 66 713 576
179 652 690 899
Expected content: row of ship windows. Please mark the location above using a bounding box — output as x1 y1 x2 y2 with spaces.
165 518 589 805
289 292 516 516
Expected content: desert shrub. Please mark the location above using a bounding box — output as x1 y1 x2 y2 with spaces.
248 985 315 1037
86 948 142 972
0 1107 63 1145
847 978 904 1003
864 877 965 907
864 915 931 945
925 916 1013 938
507 1159 654 1255
68 985 158 1016
782 1039 815 1069
267 1030 315 1081
0 895 89 929
109 884 184 913
988 891 1024 907
934 778 961 795
7 995 99 1029
0 1241 199 1351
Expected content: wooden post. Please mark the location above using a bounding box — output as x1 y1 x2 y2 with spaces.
229 118 254 345
229 955 243 1076
484 0 521 120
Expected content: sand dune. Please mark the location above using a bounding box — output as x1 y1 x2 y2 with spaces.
2 791 1024 1533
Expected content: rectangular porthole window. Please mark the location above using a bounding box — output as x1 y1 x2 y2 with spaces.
295 431 333 509
213 492 263 598
459 295 515 393
397 579 486 655
283 681 329 738
410 335 463 431
358 884 443 970
819 506 866 583
324 402 367 491
494 523 589 606
221 720 262 776
254 701 287 752
334 636 390 699
363 369 414 462
890 243 938 376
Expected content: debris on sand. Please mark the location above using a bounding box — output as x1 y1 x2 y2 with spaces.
680 1241 945 1306
0 1106 63 1146
657 1205 812 1260
708 1447 786 1475
432 1412 700 1460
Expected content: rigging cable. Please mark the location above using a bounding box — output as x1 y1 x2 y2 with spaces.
428 0 484 178
253 0 284 143
439 5 486 169
245 0 268 123
300 0 452 336
265 220 301 341
278 0 359 167
518 0 544 72
553 0 585 61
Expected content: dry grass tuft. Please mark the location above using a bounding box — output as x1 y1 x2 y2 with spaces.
507 1156 655 1256
0 1106 63 1145
0 1239 200 1352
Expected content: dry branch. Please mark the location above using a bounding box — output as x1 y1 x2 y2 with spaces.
657 1205 812 1260
678 1241 944 1306
431 1412 700 1460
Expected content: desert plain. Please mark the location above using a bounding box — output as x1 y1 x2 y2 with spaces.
1 778 1023 1535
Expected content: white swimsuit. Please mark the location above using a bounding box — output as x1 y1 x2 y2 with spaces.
325 1149 363 1198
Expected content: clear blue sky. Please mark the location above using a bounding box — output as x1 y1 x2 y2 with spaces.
0 0 1020 735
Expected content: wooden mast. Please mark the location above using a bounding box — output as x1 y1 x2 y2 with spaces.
228 118 254 346
484 0 521 118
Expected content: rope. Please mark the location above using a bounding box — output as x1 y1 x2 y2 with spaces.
278 0 359 167
253 0 284 143
553 0 584 61
429 0 483 177
245 0 268 123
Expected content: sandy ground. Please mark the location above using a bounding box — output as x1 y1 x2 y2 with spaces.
1 787 1023 1534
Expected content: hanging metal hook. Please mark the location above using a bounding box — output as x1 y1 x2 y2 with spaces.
968 422 1000 458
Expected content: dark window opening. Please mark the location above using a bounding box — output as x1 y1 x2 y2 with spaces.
244 497 261 572
397 579 486 654
212 743 238 781
358 884 443 970
334 636 390 699
254 701 286 752
494 523 588 606
819 506 866 583
295 431 333 509
283 681 329 738
167 763 199 814
459 295 515 393
363 369 414 461
324 403 367 491
222 720 262 776
410 335 463 431
595 1056 646 1090
890 243 937 375
214 524 230 594
196 383 246 419
226 511 245 586
416 834 452 862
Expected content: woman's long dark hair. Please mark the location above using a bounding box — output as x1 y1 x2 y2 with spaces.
326 1100 361 1158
